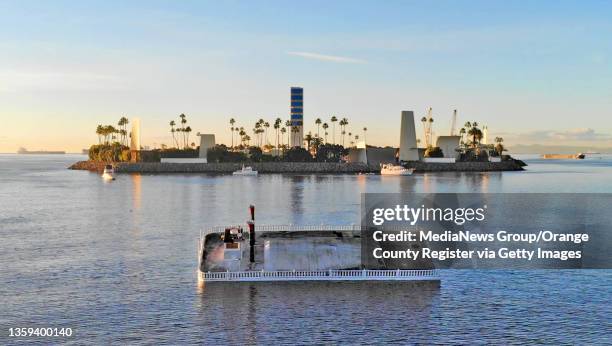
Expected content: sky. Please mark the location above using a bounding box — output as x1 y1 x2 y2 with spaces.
0 0 611 152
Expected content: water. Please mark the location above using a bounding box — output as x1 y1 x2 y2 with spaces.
1 154 610 344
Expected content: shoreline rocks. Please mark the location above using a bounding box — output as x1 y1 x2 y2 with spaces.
69 160 525 173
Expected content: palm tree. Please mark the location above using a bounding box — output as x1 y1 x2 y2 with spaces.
494 137 505 156
304 132 313 152
239 127 246 146
118 117 129 145
311 136 323 155
179 113 187 148
322 123 329 143
254 122 261 147
175 128 182 148
96 125 103 144
280 127 287 148
285 120 292 145
468 126 482 147
264 121 270 146
274 118 281 151
185 126 192 148
363 127 368 144
330 116 338 144
229 118 236 148
169 121 177 148
340 117 348 134
459 127 467 145
315 118 322 138
421 116 428 146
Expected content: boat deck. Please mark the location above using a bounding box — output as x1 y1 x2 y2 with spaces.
198 225 440 283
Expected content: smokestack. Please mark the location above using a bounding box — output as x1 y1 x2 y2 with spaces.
249 205 255 221
248 221 255 263
224 228 232 243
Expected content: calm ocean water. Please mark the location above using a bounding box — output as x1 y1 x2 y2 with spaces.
1 154 611 344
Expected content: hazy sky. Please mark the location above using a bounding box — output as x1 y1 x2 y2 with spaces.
1 0 611 152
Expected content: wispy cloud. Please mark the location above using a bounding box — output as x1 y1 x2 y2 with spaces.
286 51 366 64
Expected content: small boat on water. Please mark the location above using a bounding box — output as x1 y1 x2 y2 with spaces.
102 164 115 180
232 165 258 176
380 163 414 176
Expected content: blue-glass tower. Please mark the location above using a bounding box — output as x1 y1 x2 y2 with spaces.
290 87 304 147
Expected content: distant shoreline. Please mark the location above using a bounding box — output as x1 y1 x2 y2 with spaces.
69 160 525 173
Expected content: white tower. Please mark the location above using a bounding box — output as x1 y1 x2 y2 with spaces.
130 118 141 151
399 111 420 161
482 126 488 145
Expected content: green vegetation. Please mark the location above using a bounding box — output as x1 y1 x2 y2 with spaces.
456 122 507 161
206 143 348 163
424 146 444 158
89 143 130 162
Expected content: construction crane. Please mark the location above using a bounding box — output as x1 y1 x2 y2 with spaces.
450 109 457 136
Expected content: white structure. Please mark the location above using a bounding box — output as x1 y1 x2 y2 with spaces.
482 126 488 145
399 111 419 161
161 158 207 163
198 134 215 162
130 118 141 151
423 158 456 163
436 135 461 159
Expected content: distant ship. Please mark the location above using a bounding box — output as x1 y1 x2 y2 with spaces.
17 147 65 155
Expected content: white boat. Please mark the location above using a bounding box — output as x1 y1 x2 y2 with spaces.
232 165 258 176
102 164 115 180
380 163 414 176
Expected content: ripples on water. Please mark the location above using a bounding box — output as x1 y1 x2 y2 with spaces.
0 154 611 344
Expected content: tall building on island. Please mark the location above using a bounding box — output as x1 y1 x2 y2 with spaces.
290 87 304 148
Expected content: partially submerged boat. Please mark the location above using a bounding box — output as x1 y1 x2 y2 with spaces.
380 163 414 176
197 206 439 283
232 165 258 176
102 164 115 180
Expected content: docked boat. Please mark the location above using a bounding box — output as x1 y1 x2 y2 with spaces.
102 164 115 180
197 206 439 283
232 165 258 176
380 163 414 176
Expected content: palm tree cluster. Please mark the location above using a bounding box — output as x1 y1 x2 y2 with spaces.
96 116 130 145
169 114 192 149
460 121 483 148
226 115 368 154
117 117 129 146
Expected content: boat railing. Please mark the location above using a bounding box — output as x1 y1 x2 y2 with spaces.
203 224 361 237
200 269 439 282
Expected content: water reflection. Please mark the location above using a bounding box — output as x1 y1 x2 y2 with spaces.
131 174 142 210
196 282 440 344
